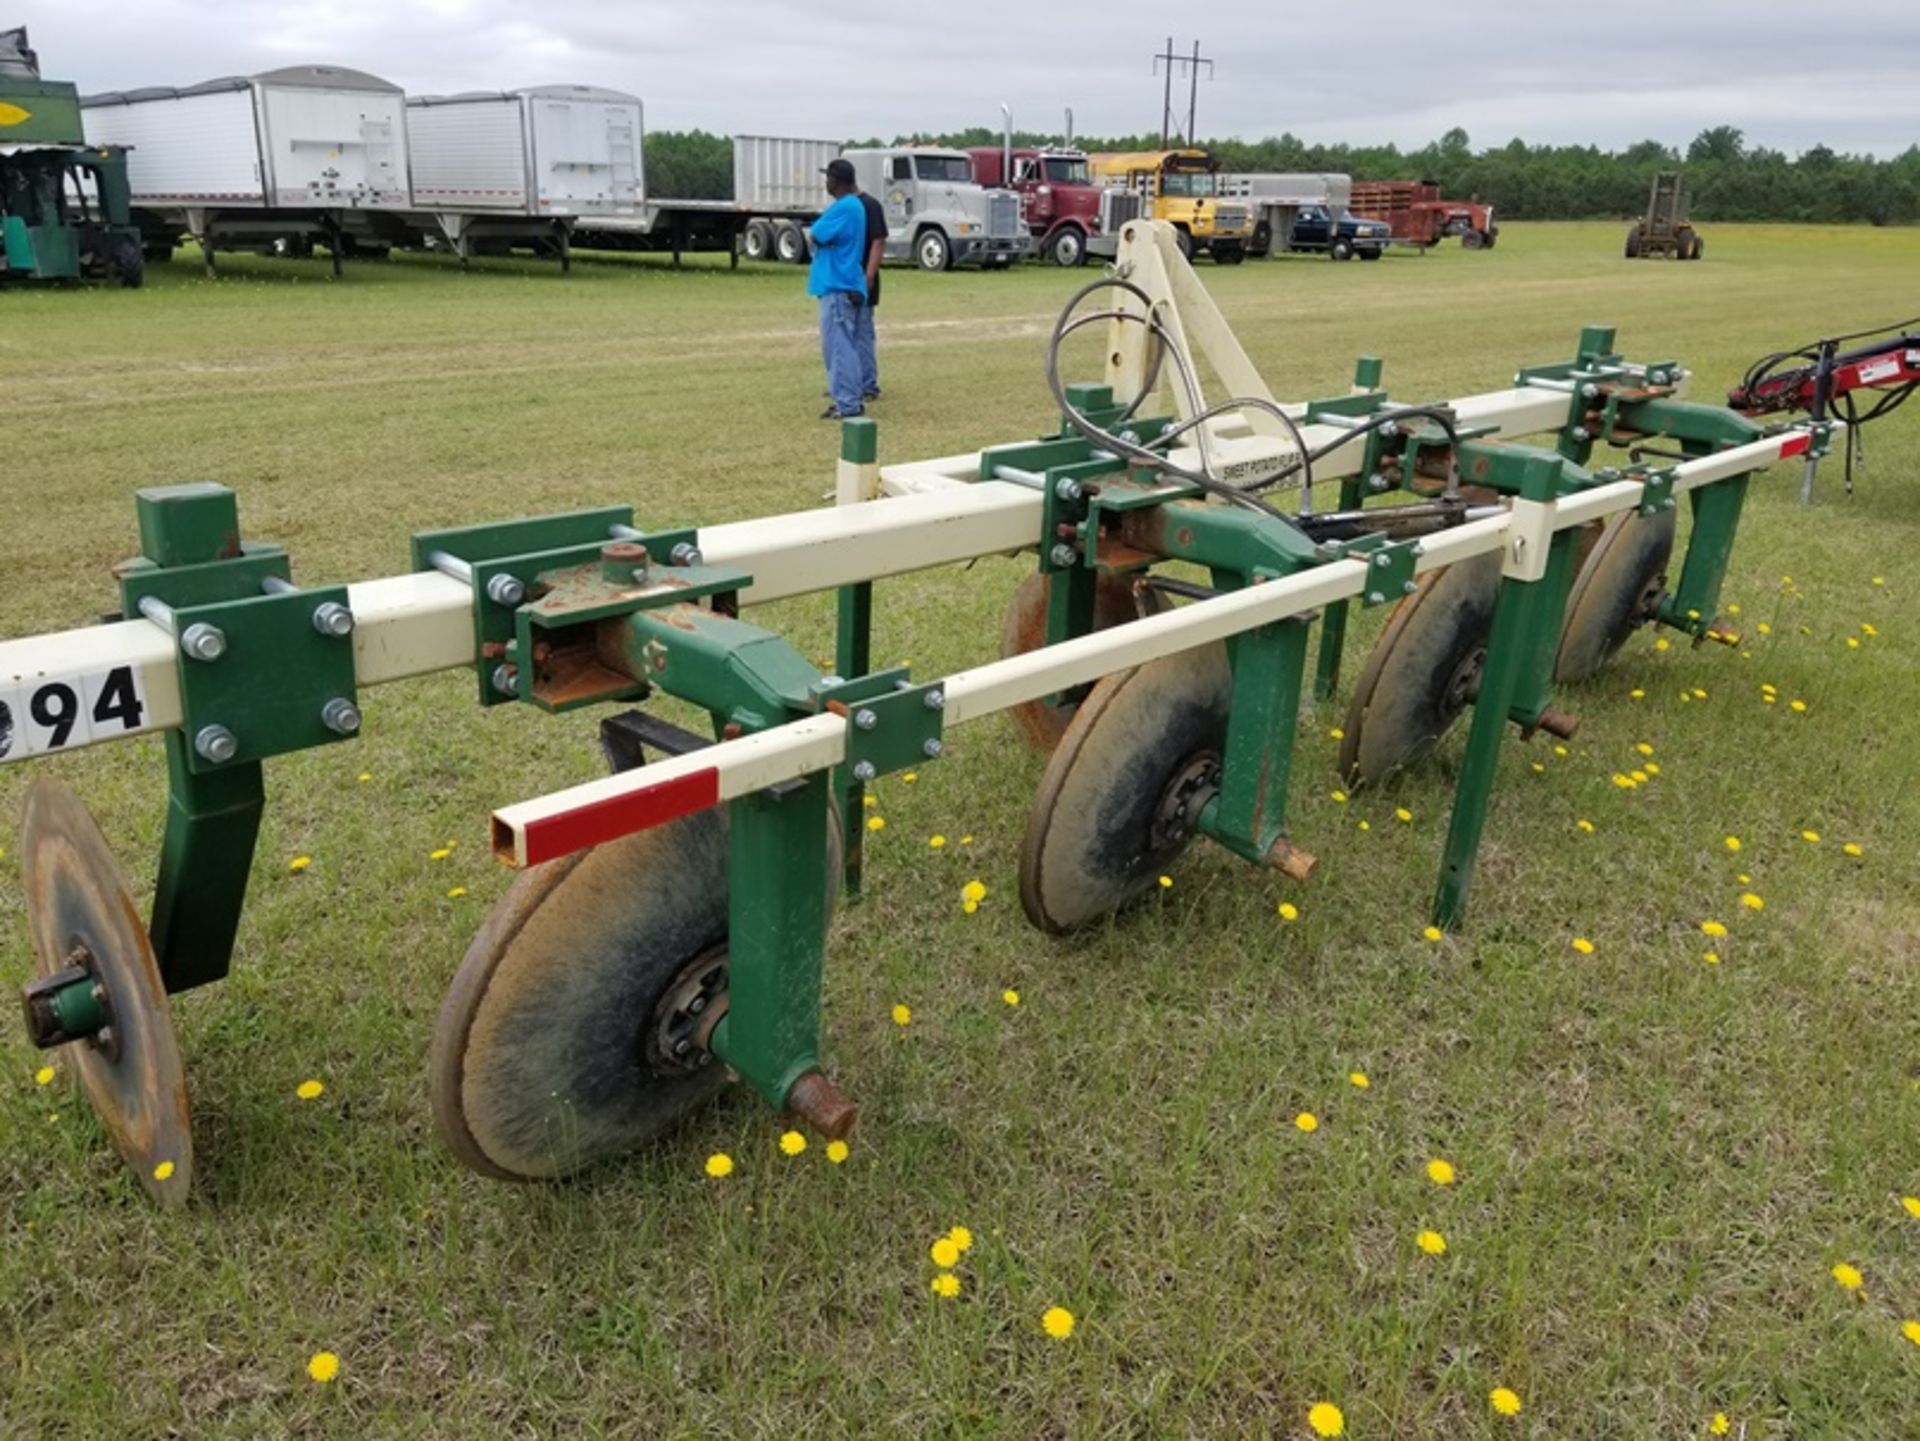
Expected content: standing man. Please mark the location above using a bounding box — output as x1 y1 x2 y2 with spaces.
853 175 886 403
807 158 868 420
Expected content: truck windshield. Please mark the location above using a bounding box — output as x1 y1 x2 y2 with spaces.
1161 170 1217 198
1044 158 1090 185
914 156 974 183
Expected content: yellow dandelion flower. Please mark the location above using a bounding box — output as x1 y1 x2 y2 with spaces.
1328 727 1345 741
1654 638 1671 652
1041 1306 1075 1339
1417 1229 1448 1256
1847 637 1861 650
862 794 876 807
949 1225 973 1253
1740 892 1764 912
1277 901 1299 922
1349 1071 1370 1089
1904 1319 1920 1347
902 771 917 784
356 771 372 784
1728 603 1743 616
295 1079 325 1101
1489 1386 1522 1417
930 1273 961 1298
1571 937 1595 955
1158 874 1173 889
1862 622 1878 636
1554 744 1570 757
825 1139 850 1164
1762 693 1777 704
1631 770 1649 784
1898 1195 1920 1219
962 879 987 904
1758 622 1772 635
1530 762 1545 774
1395 807 1413 823
1801 829 1821 844
704 1152 734 1178
1703 951 1721 965
891 1003 912 1026
1635 742 1655 756
1832 1262 1863 1290
1644 762 1661 776
867 815 886 832
1612 773 1636 789
1843 842 1863 857
928 835 946 849
1357 820 1371 832
1693 688 1708 699
1423 925 1443 942
962 899 979 915
1700 920 1728 938
1724 836 1741 852
1002 988 1020 1006
1577 819 1595 834
1426 1158 1456 1185
306 1351 340 1384
429 847 452 861
446 887 467 899
1789 699 1806 712
1737 873 1751 885
288 855 312 872
1872 575 1885 586
779 1130 807 1157
1308 1401 1346 1437
152 1160 176 1181
959 834 973 845
1711 1414 1731 1435
1629 688 1645 699
1294 1112 1319 1133
1331 789 1349 803
34 1065 55 1086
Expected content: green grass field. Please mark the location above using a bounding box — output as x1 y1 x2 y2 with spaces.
3 223 1918 1439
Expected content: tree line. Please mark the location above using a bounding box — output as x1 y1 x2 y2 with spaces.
645 125 1920 224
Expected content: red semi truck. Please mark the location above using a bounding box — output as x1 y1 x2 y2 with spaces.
1350 180 1498 250
968 145 1128 266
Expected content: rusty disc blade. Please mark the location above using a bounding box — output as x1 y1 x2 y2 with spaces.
1555 507 1676 684
1339 551 1503 789
1018 642 1230 934
998 569 1161 751
430 803 842 1182
22 778 191 1209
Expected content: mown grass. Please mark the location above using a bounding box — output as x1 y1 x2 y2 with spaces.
2 223 1917 1438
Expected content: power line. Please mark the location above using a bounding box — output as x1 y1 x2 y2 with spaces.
1151 37 1214 146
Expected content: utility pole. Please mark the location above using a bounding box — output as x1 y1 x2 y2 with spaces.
1151 37 1214 146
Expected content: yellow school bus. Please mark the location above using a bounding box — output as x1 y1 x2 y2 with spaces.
1086 149 1251 262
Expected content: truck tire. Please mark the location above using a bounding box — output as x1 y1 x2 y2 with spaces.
1461 228 1485 250
1673 226 1695 261
1047 226 1087 267
1330 239 1354 262
1689 234 1705 260
109 233 145 289
774 222 807 265
916 229 952 272
1173 227 1193 259
1250 221 1273 258
1624 228 1642 258
1358 247 1382 261
1212 243 1246 265
743 219 774 261
1481 228 1498 249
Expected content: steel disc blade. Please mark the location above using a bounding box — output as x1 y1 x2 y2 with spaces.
22 778 192 1208
1019 642 1231 934
998 570 1160 751
1556 508 1676 684
1339 551 1503 788
430 803 841 1181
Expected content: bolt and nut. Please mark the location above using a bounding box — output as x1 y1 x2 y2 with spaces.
922 738 943 758
1054 478 1084 502
1366 591 1385 606
851 760 877 782
311 601 354 637
485 573 526 607
194 725 238 764
491 664 518 698
923 688 945 710
1570 426 1592 443
670 542 703 567
1048 544 1078 568
853 708 878 731
180 623 226 662
320 698 362 736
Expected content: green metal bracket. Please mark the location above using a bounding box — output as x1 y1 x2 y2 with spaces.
827 675 946 783
1354 537 1419 608
1304 389 1387 424
1197 616 1312 869
617 605 820 734
117 485 290 615
1657 473 1751 639
149 731 263 992
1631 465 1678 517
1607 395 1763 456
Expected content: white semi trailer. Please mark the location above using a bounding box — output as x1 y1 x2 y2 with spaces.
82 65 414 274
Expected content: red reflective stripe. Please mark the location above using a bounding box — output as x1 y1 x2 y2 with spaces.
518 767 720 866
1778 432 1811 459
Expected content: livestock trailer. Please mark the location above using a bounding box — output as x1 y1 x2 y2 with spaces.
1349 180 1497 250
82 64 411 273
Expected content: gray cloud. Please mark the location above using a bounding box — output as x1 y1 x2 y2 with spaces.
24 0 1920 156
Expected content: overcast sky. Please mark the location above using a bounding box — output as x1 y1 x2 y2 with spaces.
23 0 1920 157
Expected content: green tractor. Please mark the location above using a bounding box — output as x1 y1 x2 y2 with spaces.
1 26 144 286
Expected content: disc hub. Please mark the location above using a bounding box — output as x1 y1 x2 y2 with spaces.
648 948 727 1075
1152 754 1222 850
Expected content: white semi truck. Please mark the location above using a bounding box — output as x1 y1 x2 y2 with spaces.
842 147 1031 271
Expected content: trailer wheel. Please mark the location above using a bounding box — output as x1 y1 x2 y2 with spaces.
1624 227 1642 258
1358 247 1382 261
108 234 145 289
1250 221 1273 258
1330 239 1354 261
1047 226 1087 267
1212 242 1246 265
915 229 952 272
774 222 807 265
743 219 774 261
1461 227 1485 251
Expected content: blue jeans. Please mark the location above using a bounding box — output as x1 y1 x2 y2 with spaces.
852 298 878 397
819 292 863 416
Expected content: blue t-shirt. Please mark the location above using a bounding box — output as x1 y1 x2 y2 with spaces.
808 193 867 298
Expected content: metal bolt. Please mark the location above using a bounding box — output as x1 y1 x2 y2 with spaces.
1378 421 1398 438
670 542 703 567
1372 553 1390 568
853 708 878 731
1367 475 1392 494
94 1025 115 1051
180 622 226 662
194 725 238 764
673 1037 692 1058
1366 591 1385 605
1664 496 1678 510
1580 383 1599 400
1118 429 1141 445
688 996 707 1016
923 688 945 710
485 573 526 607
819 674 844 688
320 698 362 736
311 601 354 637
851 760 877 782
1570 426 1591 443
1054 477 1083 502
491 664 518 698
922 738 943 758
1049 544 1078 568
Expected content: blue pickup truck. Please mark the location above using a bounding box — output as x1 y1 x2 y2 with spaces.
1269 204 1393 261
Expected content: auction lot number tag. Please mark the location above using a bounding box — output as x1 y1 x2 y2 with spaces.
0 665 150 763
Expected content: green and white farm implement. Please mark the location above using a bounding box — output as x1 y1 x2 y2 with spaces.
5 222 1832 1205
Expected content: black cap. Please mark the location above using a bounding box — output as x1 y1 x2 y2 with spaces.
822 157 855 184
